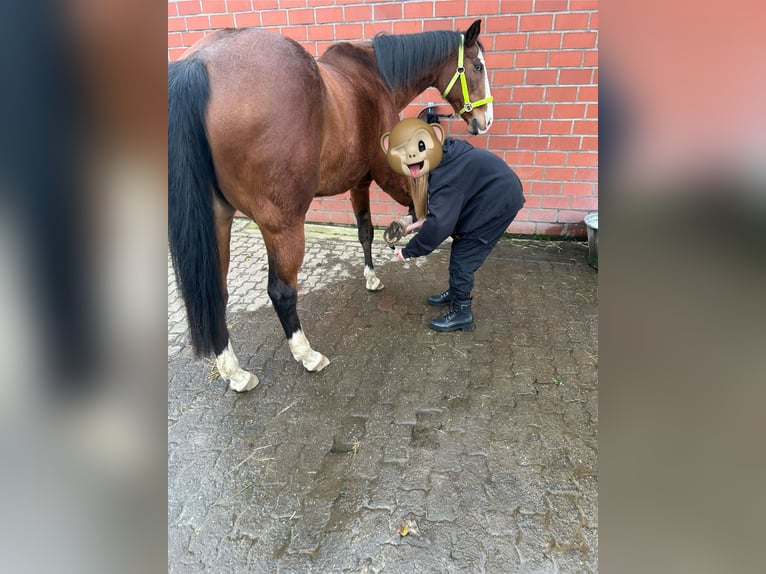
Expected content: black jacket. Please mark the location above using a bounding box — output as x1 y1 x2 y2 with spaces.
402 138 525 258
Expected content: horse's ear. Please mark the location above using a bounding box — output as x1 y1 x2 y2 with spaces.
430 123 445 144
380 132 391 153
464 20 482 47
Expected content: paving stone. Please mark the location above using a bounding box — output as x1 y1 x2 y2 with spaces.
168 223 598 572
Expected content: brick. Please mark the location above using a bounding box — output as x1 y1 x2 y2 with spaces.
545 167 576 180
549 50 583 67
435 1 466 17
528 33 561 49
182 31 204 46
168 48 188 61
504 151 536 165
545 86 577 101
581 136 598 150
374 3 403 20
586 103 598 119
549 136 582 150
520 103 552 119
573 120 598 135
493 70 525 86
288 8 315 25
526 69 557 85
260 10 287 26
185 15 210 30
168 33 183 48
308 24 334 41
335 24 363 40
178 1 201 16
578 86 598 101
570 0 599 9
316 7 342 23
281 26 308 42
583 50 598 67
403 2 433 18
553 103 587 118
494 34 525 51
558 209 590 222
226 0 252 12
468 0 501 15
519 14 553 32
518 136 550 150
541 196 571 209
490 136 521 150
279 0 307 8
575 167 598 182
554 13 590 30
345 5 372 21
393 20 423 35
566 152 598 166
515 51 547 68
168 17 187 32
486 16 519 34
169 3 179 17
571 197 599 211
508 120 540 135
534 0 568 10
365 21 392 36
512 86 544 101
234 12 261 27
562 32 597 49
535 151 566 166
560 69 593 85
501 0 533 12
210 14 235 27
201 0 227 13
541 120 573 135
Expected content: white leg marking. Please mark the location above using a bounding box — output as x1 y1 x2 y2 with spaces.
364 265 384 291
216 341 259 392
288 329 330 372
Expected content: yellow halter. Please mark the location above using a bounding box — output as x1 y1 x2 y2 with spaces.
441 34 493 115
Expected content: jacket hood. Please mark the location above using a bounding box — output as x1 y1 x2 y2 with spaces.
439 138 473 167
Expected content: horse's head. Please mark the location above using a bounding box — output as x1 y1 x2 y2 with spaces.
439 20 494 135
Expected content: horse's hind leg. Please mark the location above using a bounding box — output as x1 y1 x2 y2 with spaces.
350 179 384 291
261 223 329 372
212 198 259 392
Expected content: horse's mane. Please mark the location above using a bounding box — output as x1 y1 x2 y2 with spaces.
372 31 462 92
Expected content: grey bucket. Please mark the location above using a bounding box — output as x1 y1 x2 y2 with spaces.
584 212 598 269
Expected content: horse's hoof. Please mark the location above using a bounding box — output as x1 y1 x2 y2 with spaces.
304 352 330 372
364 266 384 291
366 276 384 291
229 371 259 392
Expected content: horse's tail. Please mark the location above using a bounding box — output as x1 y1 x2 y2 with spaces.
168 57 228 357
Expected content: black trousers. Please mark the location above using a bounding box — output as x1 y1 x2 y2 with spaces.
447 213 519 300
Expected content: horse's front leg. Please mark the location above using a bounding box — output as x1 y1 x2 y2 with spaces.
350 179 384 291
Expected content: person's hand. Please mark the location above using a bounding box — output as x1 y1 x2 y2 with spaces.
394 249 407 262
404 219 424 235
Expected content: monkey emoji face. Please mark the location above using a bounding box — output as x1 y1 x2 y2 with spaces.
380 118 445 178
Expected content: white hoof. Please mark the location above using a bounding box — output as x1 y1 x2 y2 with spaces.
216 342 259 393
303 351 330 372
364 266 384 291
289 329 330 373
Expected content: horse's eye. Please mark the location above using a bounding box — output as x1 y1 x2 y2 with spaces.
474 63 483 72
418 140 426 152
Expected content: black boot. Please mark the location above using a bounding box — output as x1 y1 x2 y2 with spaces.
426 289 453 306
430 298 474 332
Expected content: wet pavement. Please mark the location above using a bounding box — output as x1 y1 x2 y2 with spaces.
168 218 598 573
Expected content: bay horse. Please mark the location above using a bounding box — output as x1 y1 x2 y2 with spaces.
168 20 494 392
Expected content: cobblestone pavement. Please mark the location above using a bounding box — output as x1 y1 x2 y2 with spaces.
168 218 598 573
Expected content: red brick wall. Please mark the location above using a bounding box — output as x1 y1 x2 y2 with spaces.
169 0 598 237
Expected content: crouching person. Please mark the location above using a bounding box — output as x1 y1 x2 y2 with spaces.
380 118 525 332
